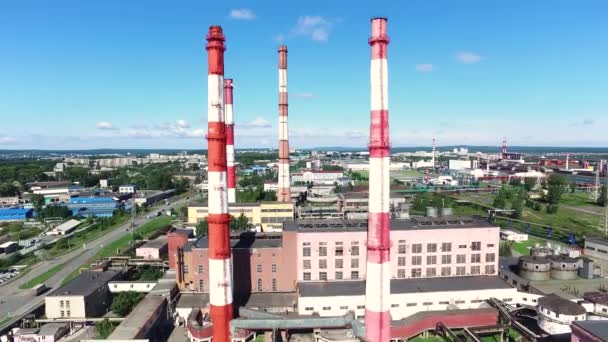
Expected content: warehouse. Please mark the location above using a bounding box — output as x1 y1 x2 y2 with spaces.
0 208 33 221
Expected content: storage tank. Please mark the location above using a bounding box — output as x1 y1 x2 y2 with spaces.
550 255 579 280
440 207 453 216
518 256 551 281
426 207 438 218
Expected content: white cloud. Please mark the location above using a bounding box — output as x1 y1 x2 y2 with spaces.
291 16 333 42
415 64 435 72
96 121 117 130
229 8 256 20
293 92 315 99
0 136 17 144
241 116 271 128
126 120 204 139
455 52 483 64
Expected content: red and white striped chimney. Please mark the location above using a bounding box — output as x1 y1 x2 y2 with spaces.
277 45 291 202
501 138 508 159
205 25 233 342
432 137 436 169
365 17 391 342
224 78 236 203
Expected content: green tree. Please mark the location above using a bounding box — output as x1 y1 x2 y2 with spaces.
195 219 208 237
0 183 19 196
598 185 607 207
229 214 249 231
96 318 114 339
524 177 537 191
31 194 46 212
111 291 144 317
499 242 513 257
493 189 508 209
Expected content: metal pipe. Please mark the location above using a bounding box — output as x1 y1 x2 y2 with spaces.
278 45 291 202
365 16 391 342
205 25 233 342
224 78 236 203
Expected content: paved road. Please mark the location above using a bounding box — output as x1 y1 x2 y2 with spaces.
0 198 187 322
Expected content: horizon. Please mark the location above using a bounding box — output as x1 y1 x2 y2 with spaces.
1 1 606 149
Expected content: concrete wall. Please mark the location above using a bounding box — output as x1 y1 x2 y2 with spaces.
296 226 499 282
108 281 157 293
584 241 608 259
45 296 86 319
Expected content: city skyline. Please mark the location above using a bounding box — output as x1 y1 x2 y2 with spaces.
1 0 607 149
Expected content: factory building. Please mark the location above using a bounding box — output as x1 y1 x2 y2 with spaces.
537 294 586 335
0 208 33 221
187 202 294 232
571 320 608 341
584 237 608 259
136 235 168 260
118 184 137 194
67 197 119 218
45 270 119 319
291 169 344 185
0 196 20 208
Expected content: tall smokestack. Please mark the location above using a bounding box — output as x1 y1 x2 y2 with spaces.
432 137 436 168
501 138 508 159
225 79 236 203
205 25 233 342
365 17 391 342
278 45 291 202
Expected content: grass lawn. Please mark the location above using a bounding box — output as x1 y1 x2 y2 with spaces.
19 262 65 289
560 192 597 207
0 316 12 328
62 216 171 285
511 236 545 255
391 169 424 178
48 216 130 257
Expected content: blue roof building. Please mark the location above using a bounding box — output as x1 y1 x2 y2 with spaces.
0 208 33 221
67 197 119 218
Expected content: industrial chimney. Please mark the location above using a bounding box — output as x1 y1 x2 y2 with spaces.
205 25 233 342
277 45 291 202
365 17 391 342
225 78 236 203
432 137 436 169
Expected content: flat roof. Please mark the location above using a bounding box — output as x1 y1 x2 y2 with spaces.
38 323 68 336
284 217 496 233
49 270 119 297
538 294 586 315
109 295 166 340
53 219 81 232
583 291 608 305
236 292 297 308
140 235 168 249
586 236 608 246
186 233 282 251
572 320 608 339
299 276 513 297
177 293 209 309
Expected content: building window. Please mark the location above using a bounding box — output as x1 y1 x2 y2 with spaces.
351 258 359 268
398 256 406 266
183 265 189 273
423 302 433 306
398 269 406 278
303 272 311 280
305 307 314 311
471 266 481 275
412 244 422 253
471 254 481 263
335 246 344 256
322 306 331 311
406 303 417 307
60 300 64 308
471 241 481 251
319 272 327 280
441 267 451 276
391 304 399 308
272 279 277 291
485 265 496 274
459 244 467 248
340 306 348 310
398 244 406 254
66 301 70 308
60 311 65 318
336 271 343 280
426 255 437 265
351 271 359 279
485 253 496 262
199 280 204 291
456 266 466 276
487 244 495 248
441 255 451 264
412 255 422 265
455 300 465 304
257 264 263 272
197 264 203 273
335 259 343 269
66 310 71 317
303 247 311 257
441 243 452 252
319 259 327 269
411 268 422 278
426 268 436 277
427 243 437 253
303 260 311 269
319 246 327 257
456 254 466 264
257 279 263 291
351 245 359 256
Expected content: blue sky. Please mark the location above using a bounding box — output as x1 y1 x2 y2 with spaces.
0 0 606 149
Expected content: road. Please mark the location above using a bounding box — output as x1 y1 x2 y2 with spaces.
0 197 187 323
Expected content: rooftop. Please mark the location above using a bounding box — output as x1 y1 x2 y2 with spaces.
284 217 496 233
538 294 586 315
140 235 168 249
236 292 298 309
53 219 81 232
572 320 608 339
299 276 513 297
583 291 608 305
109 295 166 340
185 232 282 251
49 270 119 297
38 323 68 336
586 236 608 246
